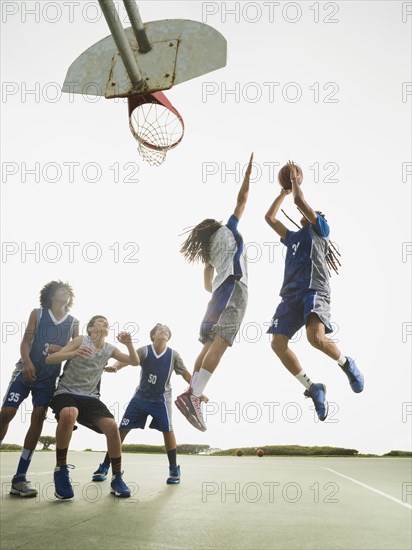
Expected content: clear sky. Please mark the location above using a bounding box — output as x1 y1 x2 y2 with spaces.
1 0 411 455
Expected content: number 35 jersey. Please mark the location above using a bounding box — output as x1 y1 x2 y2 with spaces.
15 308 77 384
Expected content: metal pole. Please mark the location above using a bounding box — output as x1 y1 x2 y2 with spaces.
123 0 151 53
98 0 143 88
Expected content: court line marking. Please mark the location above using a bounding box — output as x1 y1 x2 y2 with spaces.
324 467 412 510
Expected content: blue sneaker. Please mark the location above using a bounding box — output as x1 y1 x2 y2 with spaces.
54 465 74 500
304 383 328 421
110 472 131 498
92 463 109 481
167 465 180 485
341 357 364 393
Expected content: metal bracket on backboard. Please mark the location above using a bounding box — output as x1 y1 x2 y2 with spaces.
62 20 227 98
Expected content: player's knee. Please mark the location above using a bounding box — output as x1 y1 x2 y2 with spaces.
271 336 287 356
102 419 118 437
58 407 77 427
31 408 47 425
0 407 17 424
307 332 325 350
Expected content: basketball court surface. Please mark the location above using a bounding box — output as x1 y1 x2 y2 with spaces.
1 452 411 549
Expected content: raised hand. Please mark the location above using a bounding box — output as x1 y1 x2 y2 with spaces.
287 160 298 185
117 331 133 345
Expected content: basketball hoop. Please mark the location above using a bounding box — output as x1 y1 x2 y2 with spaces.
128 92 185 166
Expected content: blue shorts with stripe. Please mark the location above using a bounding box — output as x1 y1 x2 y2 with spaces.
2 371 57 409
119 393 173 433
267 289 333 339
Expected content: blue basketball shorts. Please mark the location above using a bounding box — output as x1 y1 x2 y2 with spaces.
2 370 57 410
119 393 173 433
199 277 248 346
267 289 333 339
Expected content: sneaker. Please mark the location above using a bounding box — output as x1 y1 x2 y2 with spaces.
54 465 75 500
92 463 109 482
10 474 38 497
167 465 181 485
341 357 364 393
110 472 131 498
304 383 329 421
175 388 207 432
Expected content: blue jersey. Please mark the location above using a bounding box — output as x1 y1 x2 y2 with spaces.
135 345 187 402
17 309 77 383
280 214 330 296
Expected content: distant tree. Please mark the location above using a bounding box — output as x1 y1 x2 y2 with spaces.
39 435 56 450
0 444 23 451
177 444 210 455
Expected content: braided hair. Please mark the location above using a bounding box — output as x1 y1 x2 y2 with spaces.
281 209 341 276
180 219 222 264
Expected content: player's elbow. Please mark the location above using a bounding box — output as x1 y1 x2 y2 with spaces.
130 359 139 366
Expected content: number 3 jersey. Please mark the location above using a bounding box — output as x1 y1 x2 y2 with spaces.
14 308 78 384
134 345 188 402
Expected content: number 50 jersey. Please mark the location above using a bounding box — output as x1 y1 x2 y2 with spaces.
135 345 188 402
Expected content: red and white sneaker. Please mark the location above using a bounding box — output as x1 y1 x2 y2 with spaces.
175 388 207 432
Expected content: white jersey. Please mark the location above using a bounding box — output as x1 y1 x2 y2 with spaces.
54 335 115 399
209 214 248 292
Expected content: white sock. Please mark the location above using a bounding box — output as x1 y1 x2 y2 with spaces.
192 368 212 397
295 371 312 390
337 354 347 367
190 371 199 388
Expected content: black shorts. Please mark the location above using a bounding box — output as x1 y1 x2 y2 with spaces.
51 393 114 434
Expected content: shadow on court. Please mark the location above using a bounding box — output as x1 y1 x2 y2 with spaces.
1 452 411 550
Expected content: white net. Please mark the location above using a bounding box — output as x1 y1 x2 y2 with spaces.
129 96 184 166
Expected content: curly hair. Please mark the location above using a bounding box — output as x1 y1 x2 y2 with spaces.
180 219 222 264
39 280 75 312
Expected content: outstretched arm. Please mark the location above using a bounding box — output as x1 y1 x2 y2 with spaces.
45 336 92 364
233 153 253 220
289 160 317 224
265 188 291 239
111 332 140 366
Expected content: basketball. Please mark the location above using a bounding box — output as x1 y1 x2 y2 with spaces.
236 449 243 457
278 164 303 190
256 449 264 457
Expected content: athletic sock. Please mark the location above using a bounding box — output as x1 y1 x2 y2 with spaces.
337 354 347 367
102 452 111 467
167 448 177 467
56 447 68 468
15 448 34 476
191 368 212 397
190 371 199 388
295 371 312 390
111 456 121 475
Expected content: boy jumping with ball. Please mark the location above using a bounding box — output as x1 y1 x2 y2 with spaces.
265 161 364 421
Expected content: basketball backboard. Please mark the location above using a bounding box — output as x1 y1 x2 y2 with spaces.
62 19 227 98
